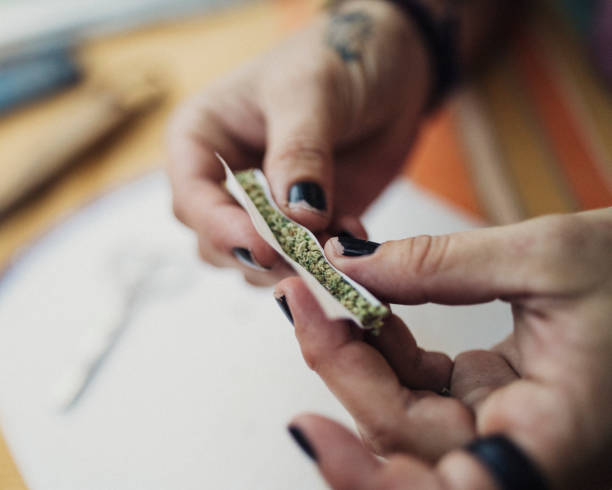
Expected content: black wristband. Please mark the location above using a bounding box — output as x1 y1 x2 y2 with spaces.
384 0 460 111
465 435 549 490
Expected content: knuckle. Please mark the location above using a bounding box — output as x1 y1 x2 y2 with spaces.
301 343 358 383
197 239 222 267
172 197 188 225
300 347 320 372
300 342 328 373
208 234 226 252
207 223 230 252
274 137 330 168
361 418 407 456
398 234 451 276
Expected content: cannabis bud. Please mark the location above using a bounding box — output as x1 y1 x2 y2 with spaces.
235 169 388 332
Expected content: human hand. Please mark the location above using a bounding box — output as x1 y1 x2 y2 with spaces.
275 208 612 489
167 0 431 286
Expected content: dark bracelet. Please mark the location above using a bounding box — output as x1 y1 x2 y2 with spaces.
465 435 549 490
384 0 460 111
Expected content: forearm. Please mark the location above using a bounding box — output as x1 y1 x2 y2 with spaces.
418 0 527 72
327 0 526 111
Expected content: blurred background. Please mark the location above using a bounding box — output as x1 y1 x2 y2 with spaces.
1 0 610 264
0 0 610 488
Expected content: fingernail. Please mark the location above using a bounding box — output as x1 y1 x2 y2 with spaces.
232 247 269 271
288 182 327 212
335 235 380 257
275 295 294 325
288 425 317 462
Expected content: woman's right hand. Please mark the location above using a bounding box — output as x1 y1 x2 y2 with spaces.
166 0 432 286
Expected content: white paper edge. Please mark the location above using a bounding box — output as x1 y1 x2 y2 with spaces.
217 154 385 328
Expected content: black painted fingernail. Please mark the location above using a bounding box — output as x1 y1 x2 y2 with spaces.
275 295 294 325
232 247 268 271
288 426 317 462
465 435 549 490
337 235 380 257
288 182 327 211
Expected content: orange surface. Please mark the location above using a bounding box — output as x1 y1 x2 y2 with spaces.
275 0 317 30
516 33 612 209
404 108 484 219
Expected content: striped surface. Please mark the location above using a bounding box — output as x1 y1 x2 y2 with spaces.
408 1 612 222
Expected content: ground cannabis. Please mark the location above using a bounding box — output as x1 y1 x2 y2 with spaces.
236 170 388 331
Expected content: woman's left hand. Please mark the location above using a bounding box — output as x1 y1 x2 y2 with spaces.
275 208 612 490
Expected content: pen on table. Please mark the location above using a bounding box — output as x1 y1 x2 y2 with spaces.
0 70 166 217
0 44 82 115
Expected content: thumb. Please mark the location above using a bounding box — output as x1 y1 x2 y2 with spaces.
324 215 572 305
262 80 341 232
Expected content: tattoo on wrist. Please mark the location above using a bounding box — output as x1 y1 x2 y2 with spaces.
326 10 373 62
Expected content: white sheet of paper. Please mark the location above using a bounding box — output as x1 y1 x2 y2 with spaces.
0 172 511 490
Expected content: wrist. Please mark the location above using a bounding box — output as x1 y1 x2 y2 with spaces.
326 0 433 118
381 0 461 110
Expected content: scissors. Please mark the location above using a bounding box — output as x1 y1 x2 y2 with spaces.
54 248 194 412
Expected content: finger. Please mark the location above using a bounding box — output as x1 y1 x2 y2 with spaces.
242 261 294 287
315 215 369 250
366 316 452 392
261 71 342 232
451 350 519 411
330 215 369 240
276 277 475 460
323 214 591 305
186 193 279 268
167 97 281 269
332 116 419 218
490 334 522 375
288 414 380 490
289 414 497 490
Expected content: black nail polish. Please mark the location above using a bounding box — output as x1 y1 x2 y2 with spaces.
232 247 269 271
275 295 294 325
288 426 317 462
233 247 255 265
337 236 380 257
288 182 327 211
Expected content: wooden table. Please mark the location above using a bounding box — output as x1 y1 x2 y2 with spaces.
0 1 316 486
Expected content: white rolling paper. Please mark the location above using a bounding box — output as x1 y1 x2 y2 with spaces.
221 155 387 329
